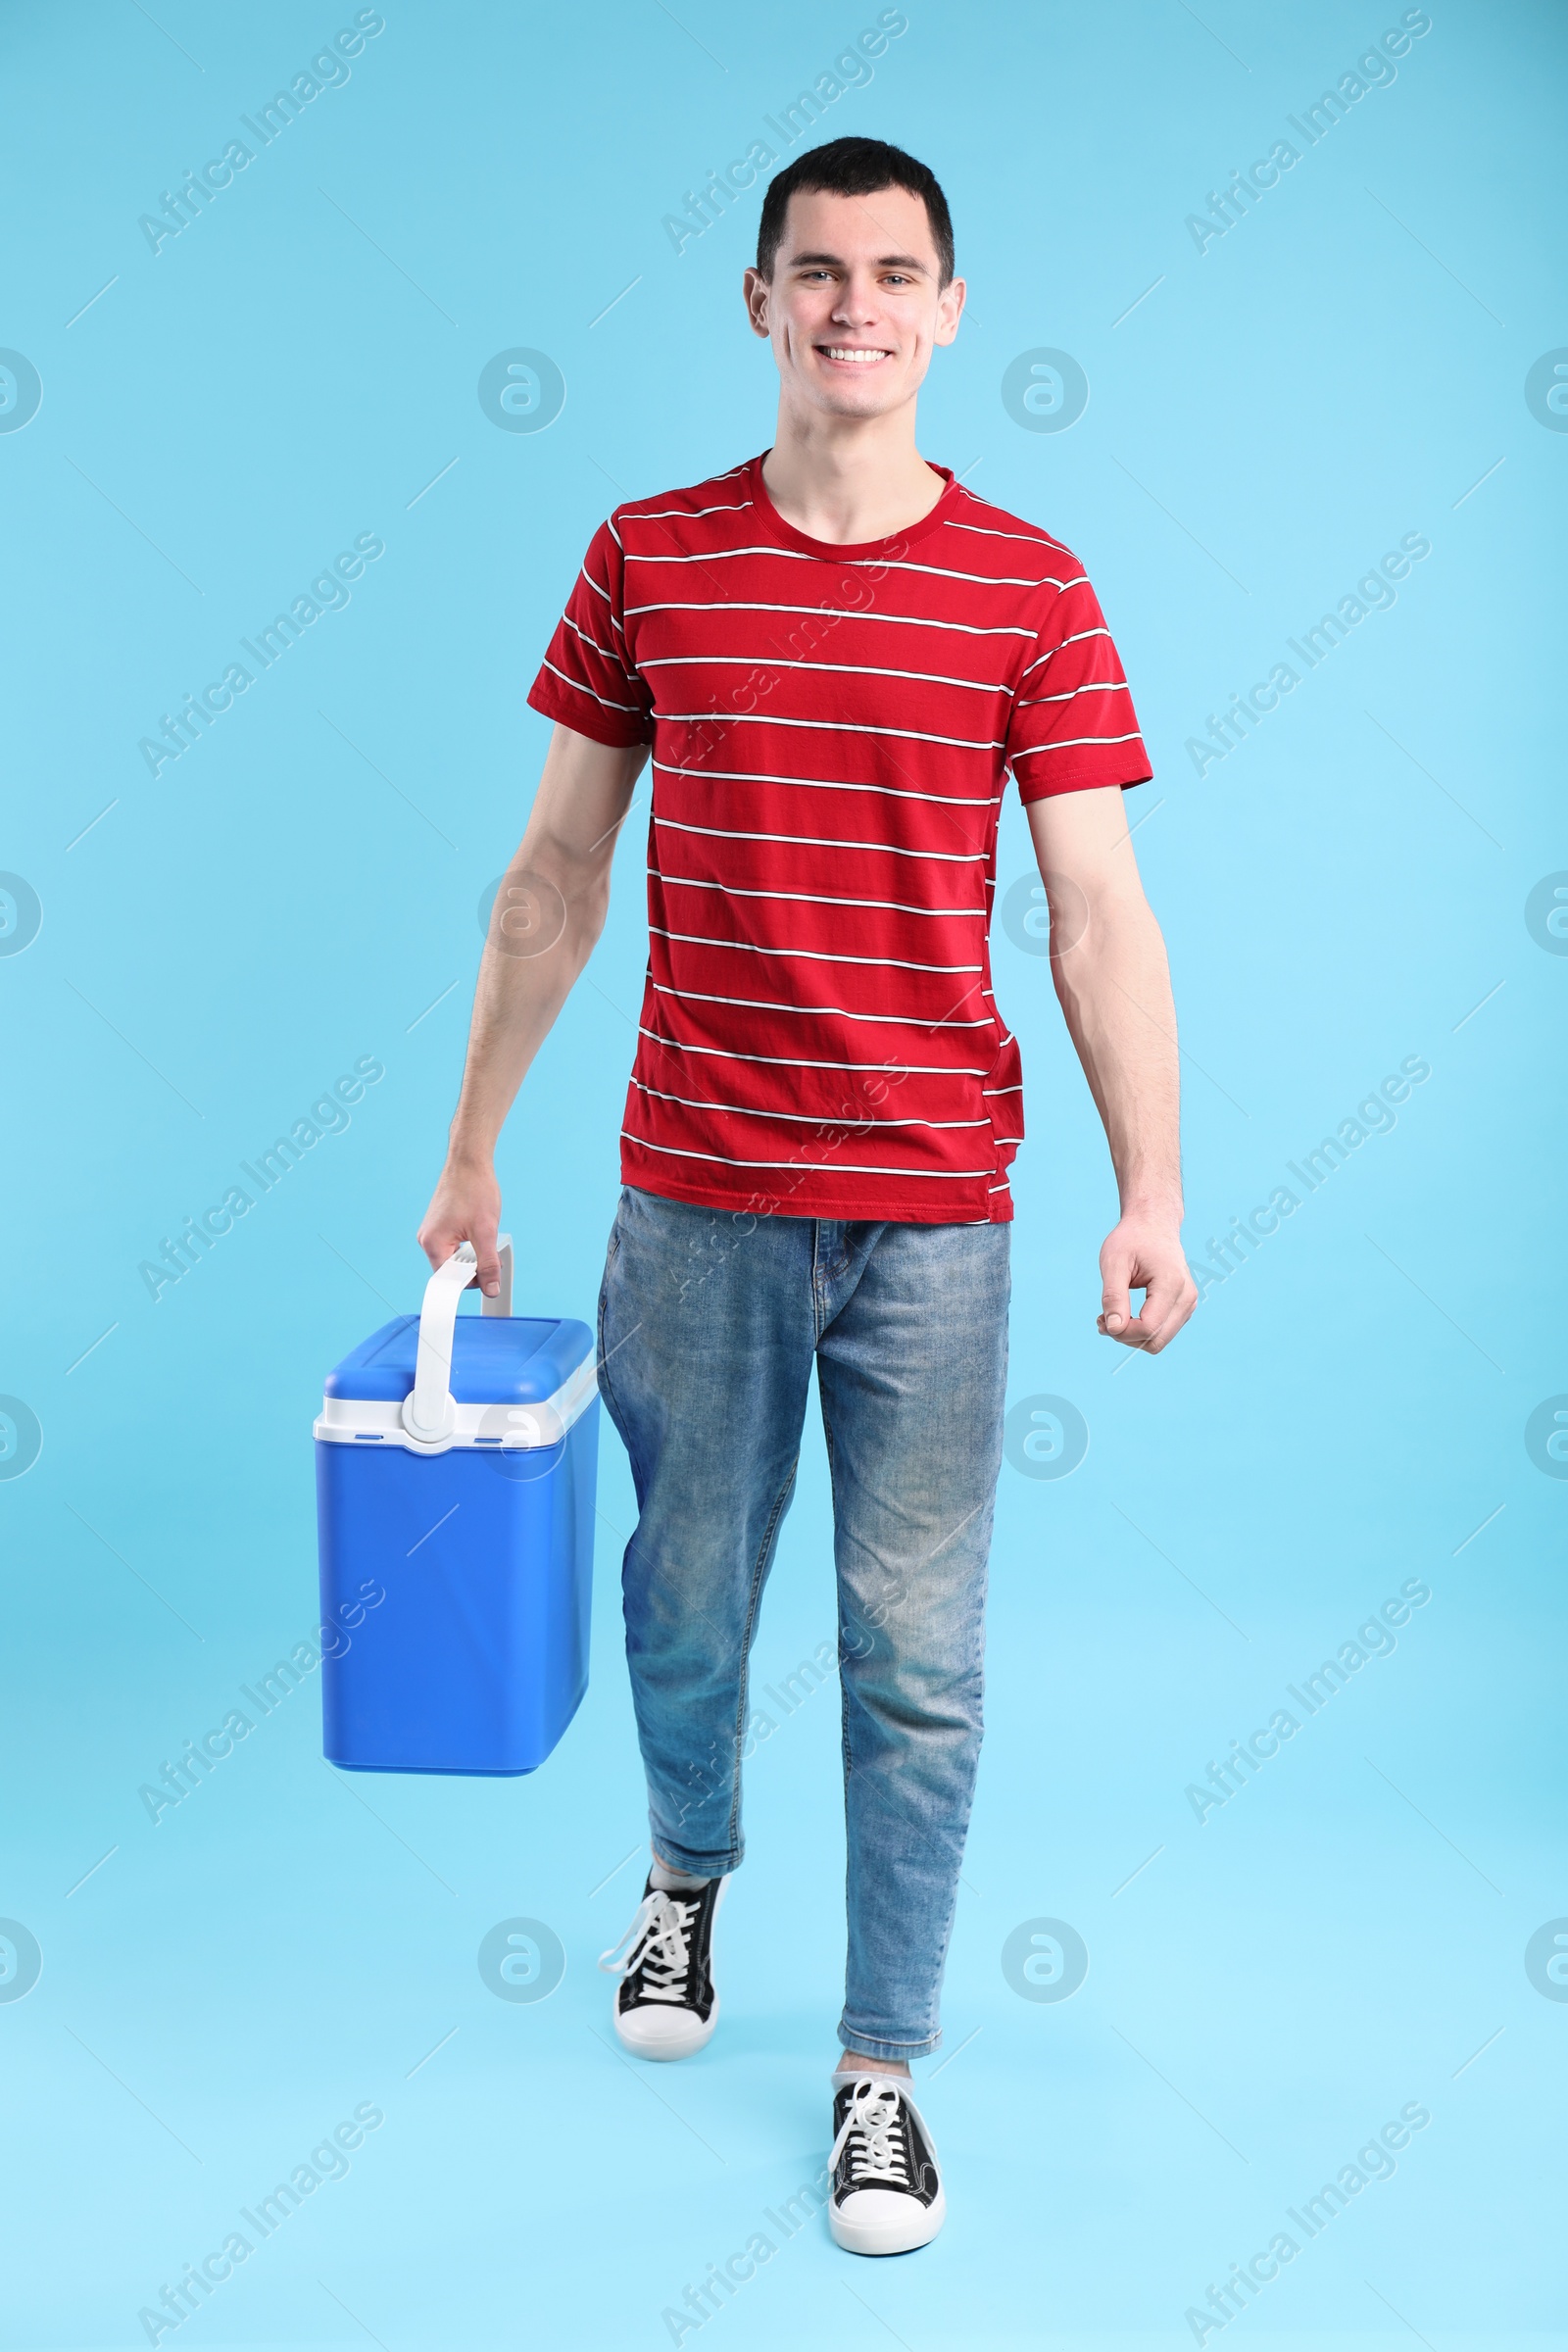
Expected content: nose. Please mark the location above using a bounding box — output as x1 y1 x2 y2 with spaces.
830 272 881 329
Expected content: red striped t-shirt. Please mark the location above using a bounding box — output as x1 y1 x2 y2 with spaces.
527 452 1152 1225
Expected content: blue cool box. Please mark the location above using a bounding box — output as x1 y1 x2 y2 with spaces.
314 1243 599 1776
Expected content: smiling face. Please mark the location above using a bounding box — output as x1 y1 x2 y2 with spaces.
744 183 964 424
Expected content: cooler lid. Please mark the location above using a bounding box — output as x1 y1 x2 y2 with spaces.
324 1313 594 1408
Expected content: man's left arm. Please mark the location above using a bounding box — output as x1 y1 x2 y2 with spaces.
1024 784 1198 1355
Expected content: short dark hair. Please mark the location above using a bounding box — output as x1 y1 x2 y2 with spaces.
756 136 955 288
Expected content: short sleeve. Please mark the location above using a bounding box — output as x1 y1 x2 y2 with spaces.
1005 572 1152 803
526 516 655 748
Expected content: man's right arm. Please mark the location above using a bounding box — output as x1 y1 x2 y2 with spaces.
416 721 649 1293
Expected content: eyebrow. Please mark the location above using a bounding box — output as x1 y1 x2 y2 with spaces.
785 250 931 273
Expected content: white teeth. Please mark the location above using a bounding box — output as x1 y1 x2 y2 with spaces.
820 347 889 363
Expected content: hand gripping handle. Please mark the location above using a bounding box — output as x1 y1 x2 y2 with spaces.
400 1233 514 1446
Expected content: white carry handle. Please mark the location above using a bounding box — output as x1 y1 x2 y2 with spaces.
400 1233 514 1446
487 1234 514 1317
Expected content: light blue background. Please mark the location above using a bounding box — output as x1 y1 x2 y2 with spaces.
2 2 1563 2346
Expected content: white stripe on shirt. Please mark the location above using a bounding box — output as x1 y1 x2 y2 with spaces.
1009 731 1146 759
629 1080 990 1131
563 613 626 664
540 659 646 717
630 501 753 518
637 1025 989 1073
949 520 1077 561
654 759 1004 811
649 980 994 1027
1017 626 1112 680
955 499 1074 558
637 654 1010 694
623 598 1034 640
651 871 982 919
624 545 1070 589
1015 681 1130 708
650 924 984 973
654 816 989 862
658 710 1005 753
622 1132 1001 1178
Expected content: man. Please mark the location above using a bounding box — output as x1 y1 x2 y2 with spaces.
419 135 1197 2255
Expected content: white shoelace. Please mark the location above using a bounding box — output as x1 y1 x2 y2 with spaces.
598 1889 696 2004
829 2078 912 2188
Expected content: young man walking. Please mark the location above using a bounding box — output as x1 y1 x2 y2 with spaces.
419 136 1196 2254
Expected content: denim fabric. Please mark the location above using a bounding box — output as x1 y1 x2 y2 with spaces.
596 1184 1010 2062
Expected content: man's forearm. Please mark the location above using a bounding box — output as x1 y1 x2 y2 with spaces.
1050 889 1183 1216
1025 784 1196 1351
446 860 610 1161
441 724 646 1167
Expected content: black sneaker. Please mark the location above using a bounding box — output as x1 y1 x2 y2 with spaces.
598 1874 724 2060
828 2074 946 2254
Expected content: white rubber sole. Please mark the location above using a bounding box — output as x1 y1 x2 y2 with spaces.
829 2180 947 2256
612 1989 719 2060
611 1877 725 2060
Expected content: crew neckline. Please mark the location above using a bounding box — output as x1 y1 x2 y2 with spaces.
747 450 958 561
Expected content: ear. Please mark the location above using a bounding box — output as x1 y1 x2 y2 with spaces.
742 266 772 339
930 272 968 345
933 274 966 348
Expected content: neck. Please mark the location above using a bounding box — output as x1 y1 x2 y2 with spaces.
762 398 945 545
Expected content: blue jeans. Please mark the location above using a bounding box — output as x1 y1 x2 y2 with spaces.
596 1184 1010 2062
